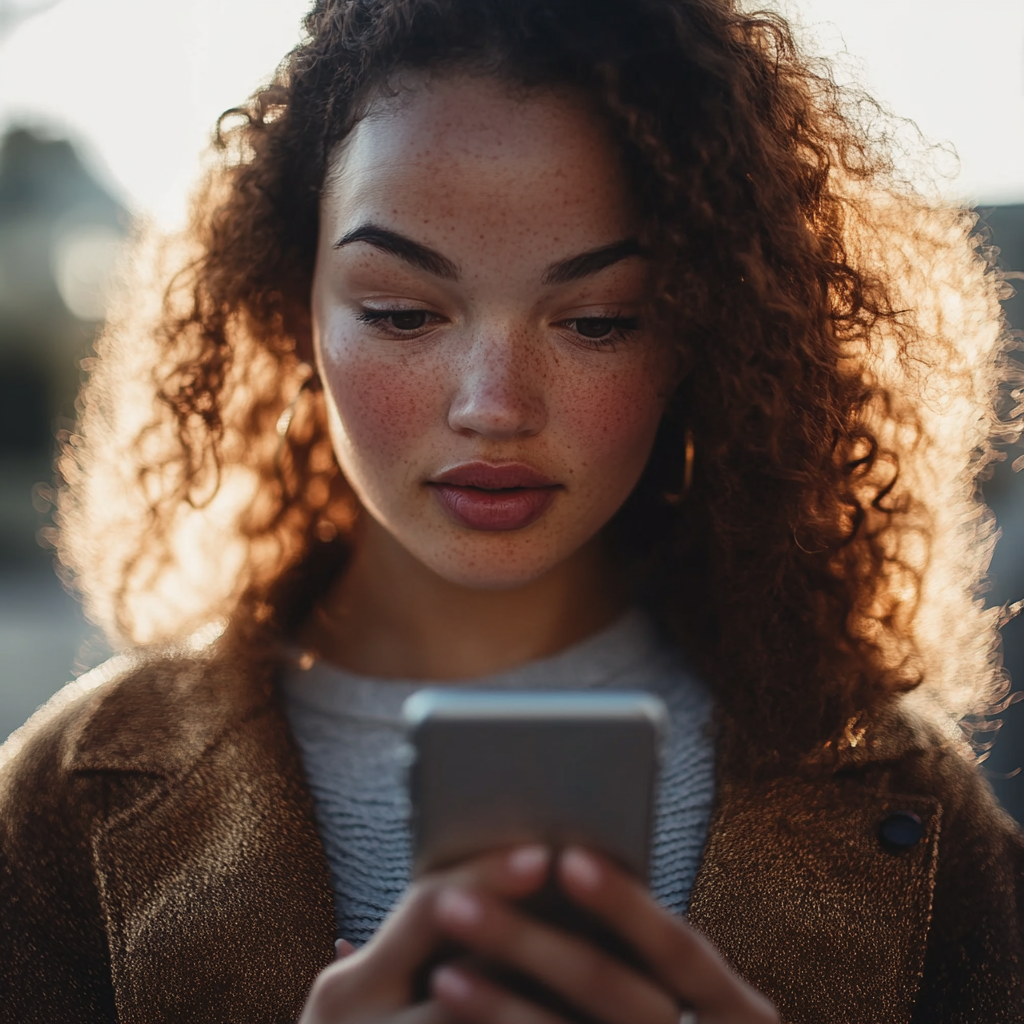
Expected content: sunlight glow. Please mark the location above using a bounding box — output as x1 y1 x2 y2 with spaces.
0 0 1021 225
0 0 309 227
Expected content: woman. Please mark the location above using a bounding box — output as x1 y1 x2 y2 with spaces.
2 0 1021 1021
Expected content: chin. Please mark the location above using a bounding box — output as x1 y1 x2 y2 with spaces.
420 537 575 592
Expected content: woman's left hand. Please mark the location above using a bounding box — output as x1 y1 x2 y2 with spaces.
429 845 779 1024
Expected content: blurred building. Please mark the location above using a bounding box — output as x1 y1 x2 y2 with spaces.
975 205 1024 822
0 124 126 563
0 125 122 737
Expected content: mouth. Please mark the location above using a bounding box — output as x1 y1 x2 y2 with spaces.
427 462 561 532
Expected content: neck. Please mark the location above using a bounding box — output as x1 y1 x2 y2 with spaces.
298 517 625 680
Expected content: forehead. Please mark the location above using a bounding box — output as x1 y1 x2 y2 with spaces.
320 73 636 254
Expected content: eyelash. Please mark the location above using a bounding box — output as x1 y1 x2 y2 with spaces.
354 308 640 349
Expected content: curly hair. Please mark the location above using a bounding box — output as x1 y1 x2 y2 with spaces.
56 0 1021 759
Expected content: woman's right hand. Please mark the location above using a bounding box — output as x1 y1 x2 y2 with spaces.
298 844 551 1024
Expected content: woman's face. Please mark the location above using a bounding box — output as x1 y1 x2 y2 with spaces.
312 73 673 590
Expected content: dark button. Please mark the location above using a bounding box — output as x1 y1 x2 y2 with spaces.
878 811 924 851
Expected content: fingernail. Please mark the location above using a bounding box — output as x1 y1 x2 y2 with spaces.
436 888 483 928
562 847 601 891
508 844 549 877
334 938 355 960
433 965 473 1001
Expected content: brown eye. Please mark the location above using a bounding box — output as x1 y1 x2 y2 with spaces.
389 310 428 331
574 318 614 339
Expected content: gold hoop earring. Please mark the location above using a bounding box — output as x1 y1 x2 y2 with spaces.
663 427 695 506
275 362 316 475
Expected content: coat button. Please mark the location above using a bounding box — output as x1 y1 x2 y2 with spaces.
878 811 924 851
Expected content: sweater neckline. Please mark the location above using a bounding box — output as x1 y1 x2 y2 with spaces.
281 608 675 722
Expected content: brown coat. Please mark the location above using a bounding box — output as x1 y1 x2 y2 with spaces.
1 637 1023 1024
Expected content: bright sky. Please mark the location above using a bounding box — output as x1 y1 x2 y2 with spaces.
0 0 1022 228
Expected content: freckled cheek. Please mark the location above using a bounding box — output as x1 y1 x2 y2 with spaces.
559 370 665 473
319 345 444 465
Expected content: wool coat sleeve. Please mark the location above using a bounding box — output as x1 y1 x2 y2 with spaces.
0 693 119 1023
0 651 337 1024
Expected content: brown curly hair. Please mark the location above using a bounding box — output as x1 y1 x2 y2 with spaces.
57 0 1020 759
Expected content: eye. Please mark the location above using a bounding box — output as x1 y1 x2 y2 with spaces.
558 315 640 347
388 310 428 331
355 308 438 333
575 318 617 339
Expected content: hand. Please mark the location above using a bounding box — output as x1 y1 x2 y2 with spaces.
427 846 779 1024
297 845 551 1024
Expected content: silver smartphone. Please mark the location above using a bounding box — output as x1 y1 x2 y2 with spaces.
403 689 667 1022
402 689 667 880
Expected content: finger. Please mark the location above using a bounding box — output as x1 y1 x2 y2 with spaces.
559 848 778 1023
355 845 551 986
303 955 461 1024
309 862 552 1024
434 887 678 1024
442 844 551 899
432 964 569 1024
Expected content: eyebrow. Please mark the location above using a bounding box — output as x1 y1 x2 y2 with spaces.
334 224 460 280
334 224 642 285
541 238 643 285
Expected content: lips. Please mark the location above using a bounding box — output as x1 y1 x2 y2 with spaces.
428 462 560 531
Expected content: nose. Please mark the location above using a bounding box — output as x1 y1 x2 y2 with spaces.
446 327 547 439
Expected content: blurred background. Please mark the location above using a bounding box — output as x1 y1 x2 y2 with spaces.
1 0 1024 817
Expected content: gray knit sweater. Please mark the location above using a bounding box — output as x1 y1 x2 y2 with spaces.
282 610 716 945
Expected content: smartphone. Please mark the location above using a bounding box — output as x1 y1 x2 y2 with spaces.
403 689 666 878
402 689 667 1023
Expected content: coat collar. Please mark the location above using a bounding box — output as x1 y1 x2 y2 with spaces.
66 625 254 778
67 642 941 1024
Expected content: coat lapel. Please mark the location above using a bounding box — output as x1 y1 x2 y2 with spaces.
688 759 940 1024
70 645 336 1024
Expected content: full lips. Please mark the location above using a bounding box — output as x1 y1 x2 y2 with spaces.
430 484 558 531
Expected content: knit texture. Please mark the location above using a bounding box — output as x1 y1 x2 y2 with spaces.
282 610 716 944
